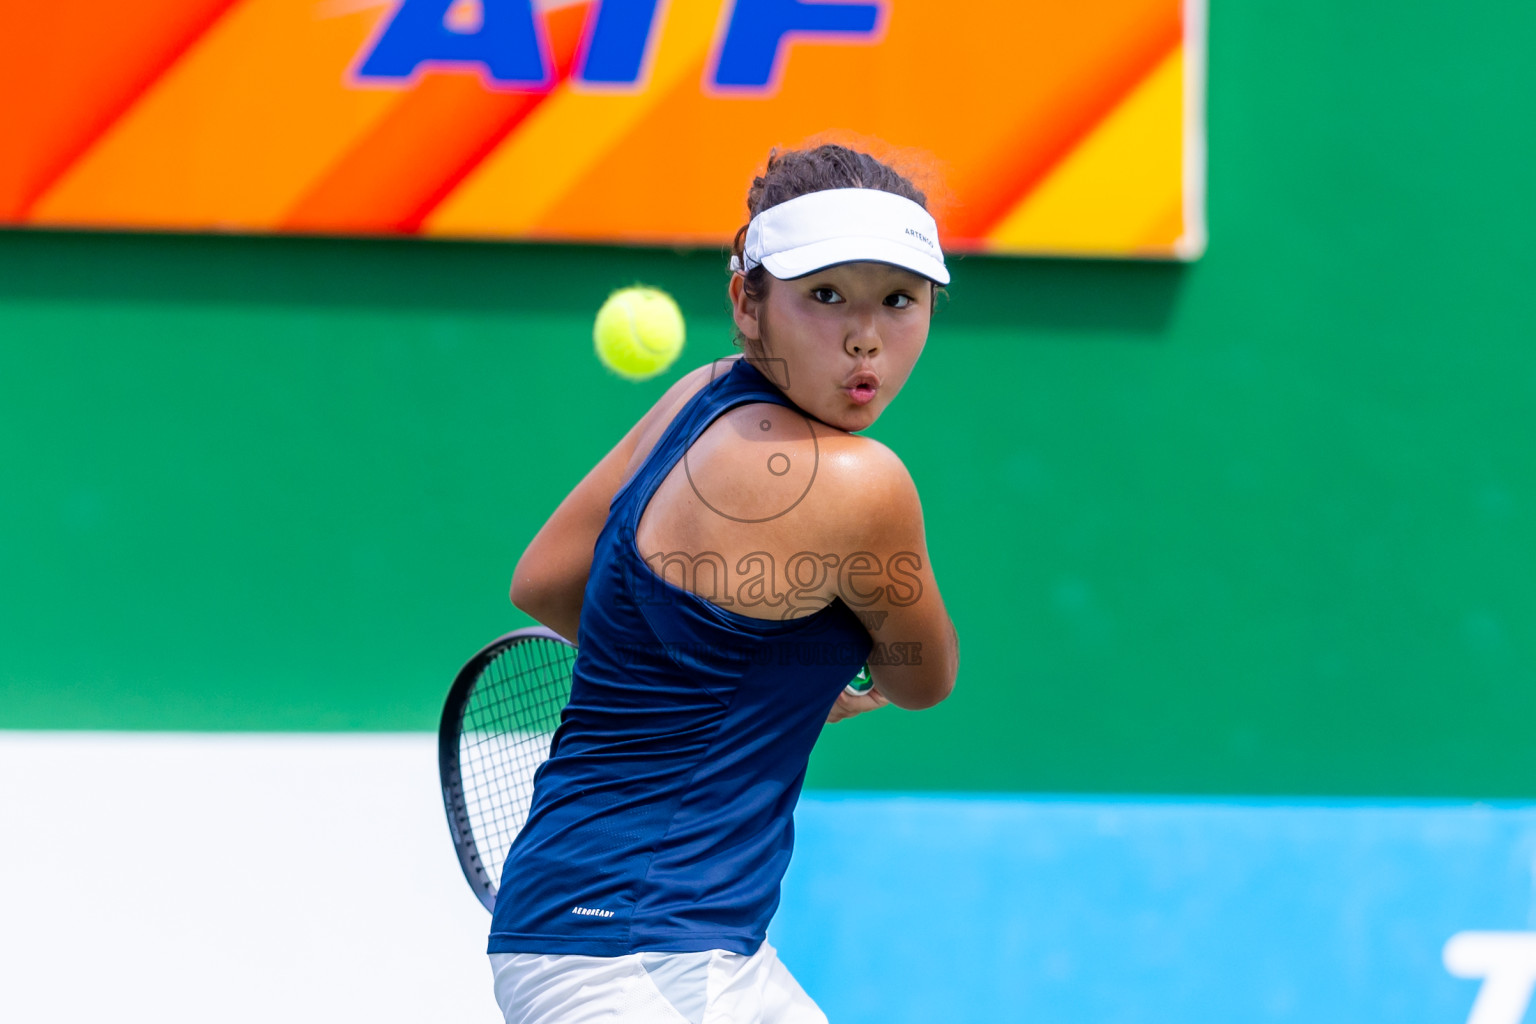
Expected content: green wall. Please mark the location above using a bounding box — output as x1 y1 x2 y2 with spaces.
3 1 1534 797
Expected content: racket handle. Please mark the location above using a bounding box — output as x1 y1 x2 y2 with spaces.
844 664 873 696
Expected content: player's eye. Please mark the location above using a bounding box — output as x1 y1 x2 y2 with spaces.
885 292 915 308
810 286 843 304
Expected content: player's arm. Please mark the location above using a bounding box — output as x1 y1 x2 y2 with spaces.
830 442 958 710
510 431 638 642
511 365 714 641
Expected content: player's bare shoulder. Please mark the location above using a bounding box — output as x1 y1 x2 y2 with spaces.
684 414 920 539
815 431 914 494
813 432 924 544
682 397 822 528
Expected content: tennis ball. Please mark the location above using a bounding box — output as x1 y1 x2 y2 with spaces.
593 286 685 381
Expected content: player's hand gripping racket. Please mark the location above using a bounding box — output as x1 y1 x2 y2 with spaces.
438 626 576 911
439 627 872 910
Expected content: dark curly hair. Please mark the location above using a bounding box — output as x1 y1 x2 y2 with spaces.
730 144 931 309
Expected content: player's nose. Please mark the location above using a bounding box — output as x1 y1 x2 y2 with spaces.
843 314 881 357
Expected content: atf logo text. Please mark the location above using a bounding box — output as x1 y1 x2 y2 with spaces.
355 0 888 91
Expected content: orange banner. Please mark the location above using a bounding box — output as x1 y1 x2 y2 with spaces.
3 0 1206 259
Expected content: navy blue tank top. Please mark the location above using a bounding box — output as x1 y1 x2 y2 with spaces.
488 358 872 956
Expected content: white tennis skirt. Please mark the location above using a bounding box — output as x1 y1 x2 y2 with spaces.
488 941 828 1024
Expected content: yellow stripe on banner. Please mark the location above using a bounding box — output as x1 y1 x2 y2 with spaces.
424 0 720 239
986 44 1185 258
31 0 399 231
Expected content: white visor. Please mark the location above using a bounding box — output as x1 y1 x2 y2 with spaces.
731 187 949 286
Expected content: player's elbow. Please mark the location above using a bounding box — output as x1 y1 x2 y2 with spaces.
877 656 958 711
884 634 958 710
896 684 950 711
510 571 551 620
898 668 956 710
510 564 584 643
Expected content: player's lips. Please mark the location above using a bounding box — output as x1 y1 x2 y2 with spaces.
843 371 881 405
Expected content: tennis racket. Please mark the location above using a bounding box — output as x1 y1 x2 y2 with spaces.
438 626 576 912
439 626 873 911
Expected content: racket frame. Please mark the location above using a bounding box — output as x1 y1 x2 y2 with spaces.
438 625 574 912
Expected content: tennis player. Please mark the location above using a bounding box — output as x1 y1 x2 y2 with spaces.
491 144 959 1023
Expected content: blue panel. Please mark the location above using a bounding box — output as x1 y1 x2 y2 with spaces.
771 796 1536 1024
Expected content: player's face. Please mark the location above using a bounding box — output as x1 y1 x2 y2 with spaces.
730 261 934 433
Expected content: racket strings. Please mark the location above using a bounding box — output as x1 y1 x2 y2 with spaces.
456 637 575 887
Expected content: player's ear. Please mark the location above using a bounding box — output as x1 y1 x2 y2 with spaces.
729 273 762 343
